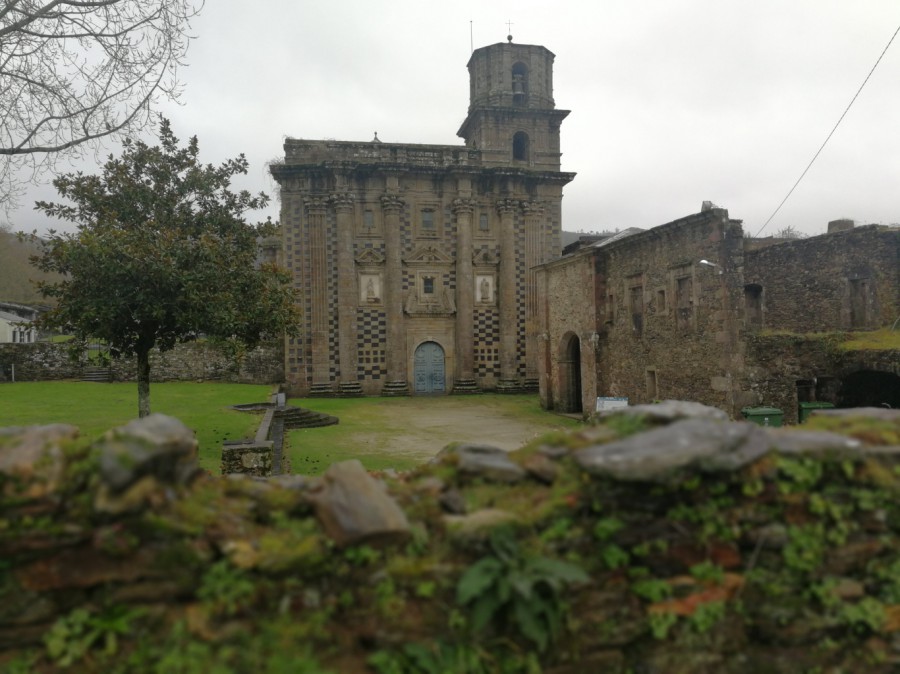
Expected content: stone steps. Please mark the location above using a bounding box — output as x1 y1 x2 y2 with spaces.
81 366 112 383
277 406 339 430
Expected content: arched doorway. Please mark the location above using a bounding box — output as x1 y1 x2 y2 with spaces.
837 370 900 409
414 341 445 394
557 334 582 413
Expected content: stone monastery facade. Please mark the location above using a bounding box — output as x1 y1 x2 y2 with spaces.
272 40 574 396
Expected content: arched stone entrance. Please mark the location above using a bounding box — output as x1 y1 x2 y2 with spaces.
557 333 583 414
414 341 446 394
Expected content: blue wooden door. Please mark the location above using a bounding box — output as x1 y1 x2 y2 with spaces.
414 342 445 394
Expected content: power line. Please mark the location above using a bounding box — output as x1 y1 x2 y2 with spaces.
755 22 900 237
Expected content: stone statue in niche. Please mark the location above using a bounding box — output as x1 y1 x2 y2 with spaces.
476 274 494 304
359 274 381 304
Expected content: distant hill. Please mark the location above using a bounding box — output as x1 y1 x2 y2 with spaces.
0 229 60 305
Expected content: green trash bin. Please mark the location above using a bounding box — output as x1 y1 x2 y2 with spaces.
741 406 784 427
798 402 835 424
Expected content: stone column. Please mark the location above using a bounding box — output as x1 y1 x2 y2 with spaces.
307 196 332 395
279 183 303 394
452 198 479 393
522 200 545 391
381 194 409 395
331 192 362 396
496 198 521 392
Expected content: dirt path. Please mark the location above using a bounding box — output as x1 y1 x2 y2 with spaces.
344 396 581 462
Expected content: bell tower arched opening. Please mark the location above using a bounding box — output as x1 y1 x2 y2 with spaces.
512 62 528 106
513 131 529 161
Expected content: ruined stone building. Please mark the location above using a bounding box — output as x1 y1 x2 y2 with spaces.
271 40 573 396
536 209 900 422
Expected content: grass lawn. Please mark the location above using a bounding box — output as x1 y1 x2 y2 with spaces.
285 394 583 475
0 381 272 472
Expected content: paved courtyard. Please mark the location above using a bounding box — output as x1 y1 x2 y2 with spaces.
287 394 584 472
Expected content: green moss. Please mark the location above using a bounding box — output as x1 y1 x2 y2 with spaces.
838 328 900 351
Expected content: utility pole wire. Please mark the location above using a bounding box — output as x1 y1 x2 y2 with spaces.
755 21 900 237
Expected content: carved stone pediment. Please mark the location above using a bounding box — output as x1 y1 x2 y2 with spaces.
355 248 385 266
404 244 454 266
473 249 498 267
404 287 456 317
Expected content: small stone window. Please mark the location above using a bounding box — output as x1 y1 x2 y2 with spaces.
849 277 872 329
423 276 435 295
629 282 644 337
363 210 375 232
744 284 763 328
479 213 489 231
513 132 529 161
675 275 693 331
419 208 438 237
646 368 659 401
656 289 667 313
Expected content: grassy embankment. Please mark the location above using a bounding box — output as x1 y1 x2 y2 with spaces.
0 381 271 472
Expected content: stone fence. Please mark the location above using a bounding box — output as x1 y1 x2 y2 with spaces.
0 340 282 384
2 401 900 672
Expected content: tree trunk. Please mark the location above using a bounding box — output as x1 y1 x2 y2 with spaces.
137 346 151 418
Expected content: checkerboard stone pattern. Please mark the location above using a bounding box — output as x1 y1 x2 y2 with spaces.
357 308 386 381
475 308 500 378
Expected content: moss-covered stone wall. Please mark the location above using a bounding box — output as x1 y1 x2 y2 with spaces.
2 402 900 673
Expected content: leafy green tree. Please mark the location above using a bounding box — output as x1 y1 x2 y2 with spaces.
31 119 299 417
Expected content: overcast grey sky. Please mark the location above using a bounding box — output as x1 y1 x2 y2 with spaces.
10 0 900 237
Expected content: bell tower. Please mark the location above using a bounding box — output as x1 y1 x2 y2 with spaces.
457 39 569 171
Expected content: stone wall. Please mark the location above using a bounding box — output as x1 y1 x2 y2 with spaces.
745 226 899 332
0 340 283 384
0 343 86 381
2 403 900 673
537 249 599 412
595 210 747 415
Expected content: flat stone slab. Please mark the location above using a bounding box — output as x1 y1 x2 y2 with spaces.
594 400 729 423
765 429 863 456
812 407 900 422
574 419 770 482
310 460 410 547
451 443 527 483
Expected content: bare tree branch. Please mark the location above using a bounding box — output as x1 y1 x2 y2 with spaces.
0 0 204 215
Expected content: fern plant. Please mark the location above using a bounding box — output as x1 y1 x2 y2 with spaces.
456 528 589 652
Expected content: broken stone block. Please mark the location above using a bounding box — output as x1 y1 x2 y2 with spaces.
310 460 410 547
96 414 198 492
443 508 520 542
0 424 77 500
